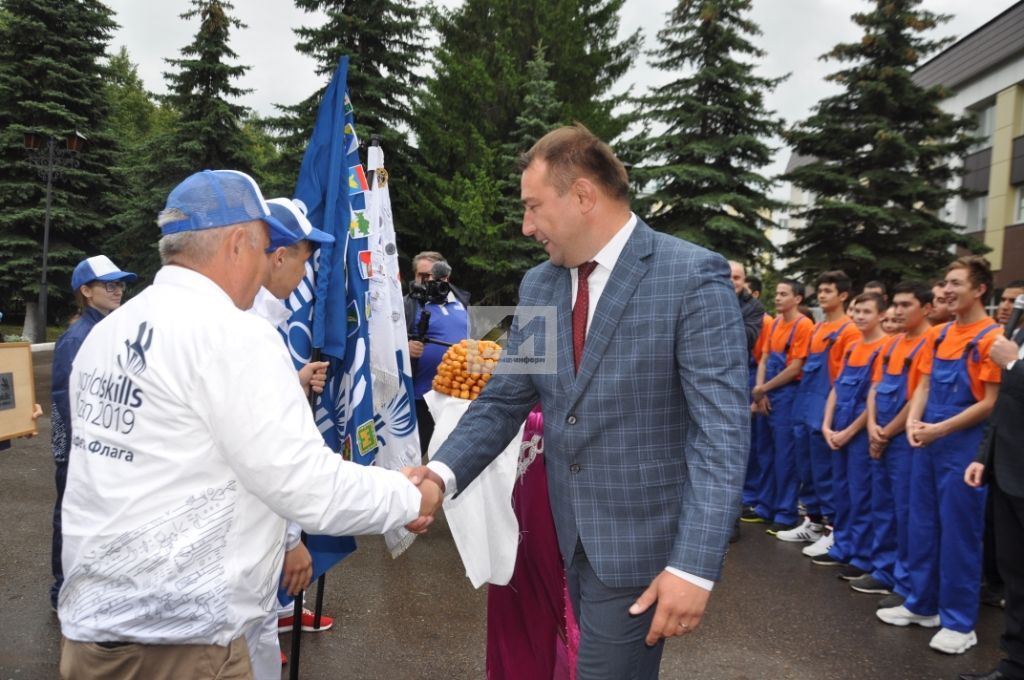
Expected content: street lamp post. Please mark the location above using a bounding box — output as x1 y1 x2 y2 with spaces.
23 131 87 343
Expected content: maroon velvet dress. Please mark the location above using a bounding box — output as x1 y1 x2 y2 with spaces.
486 408 580 680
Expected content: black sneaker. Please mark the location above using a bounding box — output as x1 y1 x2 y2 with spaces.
980 584 1006 609
838 565 868 581
849 575 892 594
876 593 905 609
811 553 844 567
740 507 767 523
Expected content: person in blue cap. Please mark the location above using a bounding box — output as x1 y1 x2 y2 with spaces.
49 255 137 610
246 196 336 676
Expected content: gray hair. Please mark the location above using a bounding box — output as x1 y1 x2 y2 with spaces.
157 213 266 266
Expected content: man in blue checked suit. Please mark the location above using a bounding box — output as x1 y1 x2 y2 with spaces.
407 125 749 679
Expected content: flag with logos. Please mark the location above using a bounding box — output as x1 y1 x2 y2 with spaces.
365 143 421 557
280 56 377 581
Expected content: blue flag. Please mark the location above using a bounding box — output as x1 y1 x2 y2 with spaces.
281 56 378 584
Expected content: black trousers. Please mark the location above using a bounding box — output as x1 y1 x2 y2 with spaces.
992 479 1024 679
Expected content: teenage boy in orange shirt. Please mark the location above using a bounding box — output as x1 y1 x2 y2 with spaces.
781 271 860 551
817 292 888 579
877 257 1002 656
747 280 813 532
858 282 934 603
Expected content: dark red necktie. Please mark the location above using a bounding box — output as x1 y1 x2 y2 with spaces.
573 262 598 372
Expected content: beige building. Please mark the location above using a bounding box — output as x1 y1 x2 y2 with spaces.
914 0 1024 288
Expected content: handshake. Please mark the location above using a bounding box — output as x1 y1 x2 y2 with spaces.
401 466 445 534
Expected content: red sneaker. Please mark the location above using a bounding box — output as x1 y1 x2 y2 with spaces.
278 608 334 633
280 651 287 665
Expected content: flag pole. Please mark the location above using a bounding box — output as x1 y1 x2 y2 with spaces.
289 347 322 680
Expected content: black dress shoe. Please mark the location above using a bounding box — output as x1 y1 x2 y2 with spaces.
958 669 1006 680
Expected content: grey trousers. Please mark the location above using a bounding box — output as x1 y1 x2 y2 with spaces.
566 541 666 680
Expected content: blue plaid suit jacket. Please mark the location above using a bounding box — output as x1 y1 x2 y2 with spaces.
434 220 749 588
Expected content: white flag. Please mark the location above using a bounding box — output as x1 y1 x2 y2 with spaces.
366 145 422 557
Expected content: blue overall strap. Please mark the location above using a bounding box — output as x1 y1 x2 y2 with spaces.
883 332 901 371
842 340 859 370
933 322 952 353
965 324 1001 363
782 316 800 353
826 321 851 348
903 334 928 370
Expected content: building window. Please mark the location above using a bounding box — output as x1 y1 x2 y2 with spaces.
965 195 988 231
971 104 996 152
1016 186 1024 224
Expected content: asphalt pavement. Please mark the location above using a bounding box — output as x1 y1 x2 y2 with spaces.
0 349 1008 679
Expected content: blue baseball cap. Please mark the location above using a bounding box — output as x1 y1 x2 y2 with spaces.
71 255 137 291
160 170 293 245
266 198 336 250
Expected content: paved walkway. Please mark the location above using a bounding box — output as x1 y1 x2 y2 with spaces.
0 351 1007 679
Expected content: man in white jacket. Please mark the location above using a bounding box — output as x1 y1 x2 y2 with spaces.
58 170 435 680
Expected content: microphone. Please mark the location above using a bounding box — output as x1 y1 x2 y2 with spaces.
430 261 452 280
1006 294 1024 338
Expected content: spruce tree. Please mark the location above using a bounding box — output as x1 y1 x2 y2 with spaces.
108 0 254 281
628 0 785 263
264 0 428 249
444 42 559 303
0 0 118 334
415 0 638 300
782 0 979 288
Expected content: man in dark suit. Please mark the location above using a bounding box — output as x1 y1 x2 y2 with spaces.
407 125 749 679
963 325 1024 680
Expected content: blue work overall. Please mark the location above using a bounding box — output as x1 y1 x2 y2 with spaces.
743 352 775 508
904 323 999 632
870 335 927 596
756 318 801 525
827 343 881 570
791 322 851 522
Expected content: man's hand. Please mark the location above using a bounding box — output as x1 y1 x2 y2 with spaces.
908 419 943 448
409 340 425 360
629 571 710 646
965 462 986 488
751 384 766 403
822 426 840 451
20 403 43 439
298 361 330 395
280 543 313 596
868 425 888 459
402 466 444 534
990 336 1020 370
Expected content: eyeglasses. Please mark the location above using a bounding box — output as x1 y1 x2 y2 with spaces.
93 281 126 293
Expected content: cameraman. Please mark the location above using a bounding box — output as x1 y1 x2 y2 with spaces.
404 251 471 454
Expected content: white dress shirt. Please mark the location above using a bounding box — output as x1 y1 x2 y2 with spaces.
60 266 421 645
429 214 713 591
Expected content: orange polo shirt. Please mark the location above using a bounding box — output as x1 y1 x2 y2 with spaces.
872 330 932 399
753 314 772 364
809 315 862 383
917 317 1003 402
766 314 813 368
844 335 889 370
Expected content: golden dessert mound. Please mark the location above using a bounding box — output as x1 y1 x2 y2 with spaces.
431 339 502 400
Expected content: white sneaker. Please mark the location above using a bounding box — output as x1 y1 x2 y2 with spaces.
928 628 977 654
777 516 824 543
876 605 941 628
802 528 834 556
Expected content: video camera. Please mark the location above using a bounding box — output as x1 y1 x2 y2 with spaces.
408 261 452 306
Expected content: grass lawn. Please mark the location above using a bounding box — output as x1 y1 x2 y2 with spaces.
0 323 65 343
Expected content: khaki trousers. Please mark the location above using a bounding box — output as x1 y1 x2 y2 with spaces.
60 636 252 680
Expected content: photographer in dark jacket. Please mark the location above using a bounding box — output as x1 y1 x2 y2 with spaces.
963 321 1024 680
404 251 471 454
